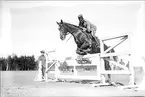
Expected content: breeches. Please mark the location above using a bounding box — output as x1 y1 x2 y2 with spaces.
90 26 97 36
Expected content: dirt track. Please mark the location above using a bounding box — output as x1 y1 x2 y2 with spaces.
1 71 145 97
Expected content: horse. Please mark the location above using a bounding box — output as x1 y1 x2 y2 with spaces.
56 20 116 55
56 19 118 82
57 20 99 55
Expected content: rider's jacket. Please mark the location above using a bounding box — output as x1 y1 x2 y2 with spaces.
79 19 96 34
38 55 46 68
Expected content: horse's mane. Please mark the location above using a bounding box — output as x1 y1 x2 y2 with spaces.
63 22 80 29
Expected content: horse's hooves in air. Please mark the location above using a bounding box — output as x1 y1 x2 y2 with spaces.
76 52 87 55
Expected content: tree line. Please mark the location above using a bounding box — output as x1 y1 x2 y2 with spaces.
0 54 95 71
0 54 38 71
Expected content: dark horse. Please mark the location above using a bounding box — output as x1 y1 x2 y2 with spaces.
57 20 100 55
56 20 118 71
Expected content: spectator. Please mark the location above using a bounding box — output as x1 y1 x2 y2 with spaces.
38 50 46 80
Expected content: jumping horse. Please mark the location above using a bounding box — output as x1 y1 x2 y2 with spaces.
56 19 118 82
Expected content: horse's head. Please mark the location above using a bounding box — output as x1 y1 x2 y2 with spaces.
56 19 69 40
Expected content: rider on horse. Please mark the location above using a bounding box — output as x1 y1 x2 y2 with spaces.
78 14 98 44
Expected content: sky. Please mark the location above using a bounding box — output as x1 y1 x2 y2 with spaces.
0 1 145 62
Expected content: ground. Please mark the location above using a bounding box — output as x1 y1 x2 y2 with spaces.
1 71 145 97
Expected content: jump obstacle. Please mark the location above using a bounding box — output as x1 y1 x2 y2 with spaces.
34 33 145 90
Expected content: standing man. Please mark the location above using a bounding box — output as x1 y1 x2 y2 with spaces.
78 14 99 45
38 50 46 80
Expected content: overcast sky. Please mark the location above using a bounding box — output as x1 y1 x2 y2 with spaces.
0 1 145 61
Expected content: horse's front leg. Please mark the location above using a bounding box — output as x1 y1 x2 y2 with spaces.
76 47 87 55
80 42 91 53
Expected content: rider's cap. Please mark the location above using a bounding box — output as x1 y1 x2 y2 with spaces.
78 14 83 18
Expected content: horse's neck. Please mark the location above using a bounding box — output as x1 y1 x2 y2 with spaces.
69 26 80 36
65 23 80 34
65 24 80 42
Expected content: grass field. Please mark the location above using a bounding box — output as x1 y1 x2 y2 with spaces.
1 71 145 97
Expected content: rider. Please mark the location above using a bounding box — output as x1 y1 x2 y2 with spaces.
78 14 98 44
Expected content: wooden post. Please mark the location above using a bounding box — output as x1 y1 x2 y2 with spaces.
100 39 105 70
100 39 106 83
129 55 135 85
96 55 101 79
55 61 60 81
45 54 48 82
128 33 135 86
74 65 77 76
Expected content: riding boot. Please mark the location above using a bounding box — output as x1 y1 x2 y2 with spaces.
88 34 92 48
93 36 100 47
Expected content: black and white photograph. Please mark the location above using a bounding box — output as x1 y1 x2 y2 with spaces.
0 0 145 96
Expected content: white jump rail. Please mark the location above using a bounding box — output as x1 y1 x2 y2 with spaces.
54 53 101 81
92 33 135 87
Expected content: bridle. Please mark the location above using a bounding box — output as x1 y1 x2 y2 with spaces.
60 23 69 36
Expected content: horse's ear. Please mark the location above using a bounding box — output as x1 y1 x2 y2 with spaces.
56 21 60 25
60 19 63 24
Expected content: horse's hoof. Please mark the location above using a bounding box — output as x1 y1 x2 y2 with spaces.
76 51 86 55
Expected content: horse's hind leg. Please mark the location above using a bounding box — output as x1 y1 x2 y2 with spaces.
76 47 87 55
